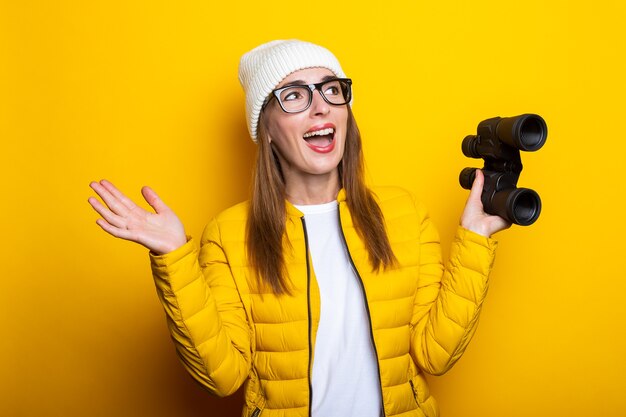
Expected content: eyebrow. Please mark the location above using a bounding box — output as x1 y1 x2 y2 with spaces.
279 75 338 88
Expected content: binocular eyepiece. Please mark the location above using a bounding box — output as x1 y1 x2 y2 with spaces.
459 114 547 226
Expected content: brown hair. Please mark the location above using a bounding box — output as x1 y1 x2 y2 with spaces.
245 107 397 294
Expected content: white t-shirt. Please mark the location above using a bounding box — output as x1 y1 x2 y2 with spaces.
295 201 382 417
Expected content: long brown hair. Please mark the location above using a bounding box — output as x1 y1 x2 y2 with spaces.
246 107 397 294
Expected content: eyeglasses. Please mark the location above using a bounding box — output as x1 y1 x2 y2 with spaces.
263 78 352 113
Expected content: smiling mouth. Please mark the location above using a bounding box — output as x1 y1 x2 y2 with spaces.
303 127 335 148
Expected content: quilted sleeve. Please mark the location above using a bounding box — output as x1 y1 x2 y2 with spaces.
409 202 497 376
150 218 251 396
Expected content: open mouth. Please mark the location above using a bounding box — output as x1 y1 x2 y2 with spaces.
303 127 335 153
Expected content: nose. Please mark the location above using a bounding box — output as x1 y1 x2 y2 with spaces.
309 88 330 116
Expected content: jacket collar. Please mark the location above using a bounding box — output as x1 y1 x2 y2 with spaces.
285 188 347 218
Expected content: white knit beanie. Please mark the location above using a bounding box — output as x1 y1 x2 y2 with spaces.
238 39 348 142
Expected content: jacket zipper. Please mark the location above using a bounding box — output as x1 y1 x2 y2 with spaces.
337 209 386 417
301 217 314 417
408 379 419 405
251 407 261 417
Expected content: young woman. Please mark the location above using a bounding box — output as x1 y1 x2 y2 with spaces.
88 39 510 417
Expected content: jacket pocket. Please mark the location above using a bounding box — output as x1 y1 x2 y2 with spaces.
409 375 438 417
248 394 266 417
408 379 420 405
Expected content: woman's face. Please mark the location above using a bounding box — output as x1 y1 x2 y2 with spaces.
263 67 349 189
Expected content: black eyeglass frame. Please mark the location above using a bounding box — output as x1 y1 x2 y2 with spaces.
262 77 353 113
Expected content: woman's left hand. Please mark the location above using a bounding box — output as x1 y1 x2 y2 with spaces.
460 169 512 237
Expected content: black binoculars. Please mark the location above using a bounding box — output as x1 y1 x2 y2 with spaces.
459 114 547 226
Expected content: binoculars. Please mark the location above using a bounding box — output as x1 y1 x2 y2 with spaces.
459 114 547 226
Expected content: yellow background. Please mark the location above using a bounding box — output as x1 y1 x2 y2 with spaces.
2 0 625 416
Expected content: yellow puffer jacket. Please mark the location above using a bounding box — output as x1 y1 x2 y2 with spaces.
150 186 497 417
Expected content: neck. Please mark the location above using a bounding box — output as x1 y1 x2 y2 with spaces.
284 170 341 205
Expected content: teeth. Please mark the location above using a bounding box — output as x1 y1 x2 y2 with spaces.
303 127 334 138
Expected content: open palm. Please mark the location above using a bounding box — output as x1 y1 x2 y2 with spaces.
88 180 187 255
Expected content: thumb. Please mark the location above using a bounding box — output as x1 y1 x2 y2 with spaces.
141 186 170 214
467 169 484 205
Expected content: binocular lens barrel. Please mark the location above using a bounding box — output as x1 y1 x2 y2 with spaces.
461 135 479 158
519 118 545 150
492 187 542 226
497 114 547 152
462 114 547 158
459 167 477 190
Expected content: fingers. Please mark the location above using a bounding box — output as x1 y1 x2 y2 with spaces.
460 169 514 237
88 180 185 252
88 195 128 229
470 168 484 194
89 180 131 218
88 179 150 235
99 179 138 211
467 169 484 205
94 217 135 241
141 186 170 214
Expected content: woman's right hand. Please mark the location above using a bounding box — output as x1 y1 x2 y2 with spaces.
88 180 187 255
